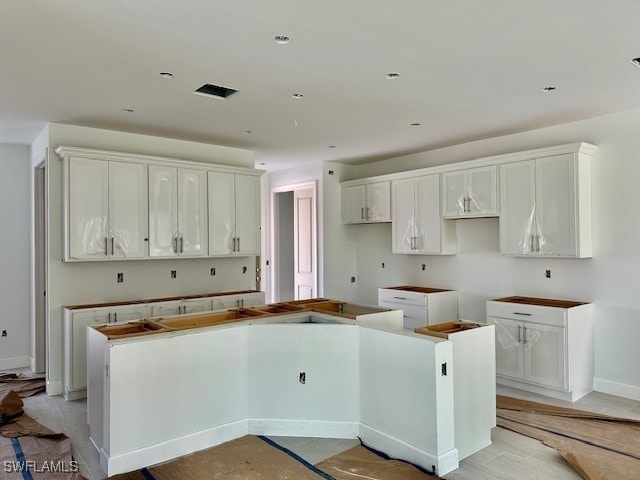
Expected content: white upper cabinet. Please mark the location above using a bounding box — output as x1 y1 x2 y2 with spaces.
208 172 260 256
68 157 146 260
149 166 207 257
342 181 391 224
442 166 498 218
500 152 591 257
392 174 456 255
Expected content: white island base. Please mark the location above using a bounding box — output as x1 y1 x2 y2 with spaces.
87 306 494 477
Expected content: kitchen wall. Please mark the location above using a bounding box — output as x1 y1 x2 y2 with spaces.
0 144 30 370
337 107 640 400
42 123 257 395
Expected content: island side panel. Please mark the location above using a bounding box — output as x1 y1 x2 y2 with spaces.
248 323 359 437
106 326 249 457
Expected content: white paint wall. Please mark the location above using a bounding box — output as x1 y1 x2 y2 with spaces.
0 144 31 369
337 108 640 399
43 123 257 394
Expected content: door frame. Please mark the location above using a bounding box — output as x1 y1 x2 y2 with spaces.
32 150 48 374
270 181 317 303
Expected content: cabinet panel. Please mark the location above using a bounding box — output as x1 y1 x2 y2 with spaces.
391 178 416 253
70 309 110 391
524 324 566 389
366 182 391 222
536 154 576 256
343 185 366 223
178 168 207 256
468 166 497 215
490 316 525 380
151 301 182 317
148 166 178 257
69 158 109 259
208 172 235 255
415 174 441 253
234 174 261 255
499 161 536 255
110 305 149 323
442 171 466 217
109 161 146 258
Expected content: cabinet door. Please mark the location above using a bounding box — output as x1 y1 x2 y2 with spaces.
343 185 366 223
150 301 182 317
148 166 178 257
468 166 498 216
490 316 525 380
500 161 536 255
365 182 391 222
109 161 147 259
524 324 566 389
110 304 149 323
182 298 211 314
391 178 416 253
211 294 244 310
234 174 261 255
415 174 441 253
177 168 207 256
441 171 467 218
70 309 110 391
208 172 236 255
241 292 265 307
68 157 109 259
535 154 577 256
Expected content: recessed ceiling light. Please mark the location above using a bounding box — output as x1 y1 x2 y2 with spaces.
541 86 557 93
410 123 421 127
274 35 291 44
630 57 640 68
385 72 400 79
291 93 304 99
159 72 174 79
292 120 299 127
123 108 134 113
328 145 336 148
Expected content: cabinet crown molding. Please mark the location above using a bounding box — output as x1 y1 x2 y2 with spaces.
341 142 597 187
55 145 264 177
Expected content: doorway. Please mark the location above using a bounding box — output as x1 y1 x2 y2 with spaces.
270 182 317 303
32 160 47 373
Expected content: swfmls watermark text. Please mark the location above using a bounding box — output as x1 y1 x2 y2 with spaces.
4 460 79 473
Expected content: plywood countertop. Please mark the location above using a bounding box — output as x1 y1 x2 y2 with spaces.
383 285 453 294
492 296 589 309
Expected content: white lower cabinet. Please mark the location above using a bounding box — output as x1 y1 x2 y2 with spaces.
487 297 593 402
64 290 264 400
378 287 458 329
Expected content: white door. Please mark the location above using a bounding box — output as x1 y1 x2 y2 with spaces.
343 185 366 223
294 187 316 300
535 154 577 256
365 182 391 222
235 174 261 255
500 161 536 255
70 309 110 391
109 161 147 259
441 171 467 218
391 178 416 253
415 174 441 253
69 157 109 259
177 168 207 256
524 324 566 389
468 166 498 216
208 172 235 255
490 317 525 380
148 166 178 257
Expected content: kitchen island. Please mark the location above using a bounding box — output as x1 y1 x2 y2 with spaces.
87 299 495 477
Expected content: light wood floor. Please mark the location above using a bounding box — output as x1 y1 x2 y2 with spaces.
17 383 640 480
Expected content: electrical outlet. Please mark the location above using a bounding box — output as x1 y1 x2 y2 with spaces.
242 266 247 274
117 273 124 283
170 270 177 279
422 264 426 271
381 262 385 268
545 269 551 278
299 372 306 384
350 276 356 283
1 330 6 337
328 170 334 175
210 268 216 276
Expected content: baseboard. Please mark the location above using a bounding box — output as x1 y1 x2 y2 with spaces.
248 418 359 438
102 419 249 476
359 423 459 476
0 355 30 371
594 377 640 401
496 377 588 403
46 380 63 396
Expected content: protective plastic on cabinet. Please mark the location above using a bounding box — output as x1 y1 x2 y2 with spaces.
494 317 552 352
507 202 567 255
78 215 108 256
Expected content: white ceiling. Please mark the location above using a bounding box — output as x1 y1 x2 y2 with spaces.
2 0 640 170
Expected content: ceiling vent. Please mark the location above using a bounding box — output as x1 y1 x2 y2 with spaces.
193 83 239 100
